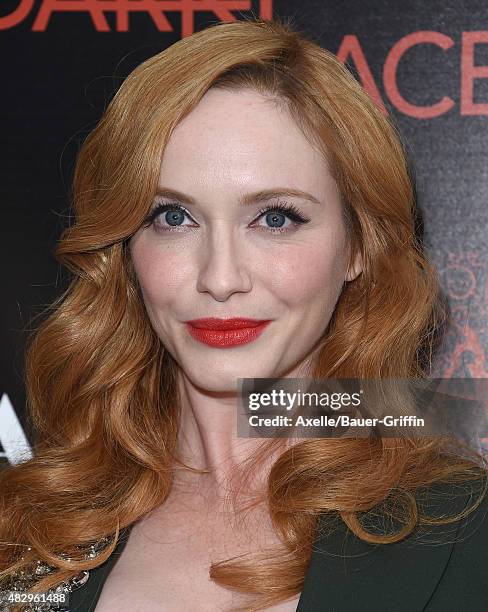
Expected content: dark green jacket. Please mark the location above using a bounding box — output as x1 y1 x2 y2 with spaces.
69 480 488 611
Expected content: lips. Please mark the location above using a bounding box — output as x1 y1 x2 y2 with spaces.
185 318 271 347
186 317 269 330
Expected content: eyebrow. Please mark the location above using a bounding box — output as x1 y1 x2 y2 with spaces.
154 187 322 206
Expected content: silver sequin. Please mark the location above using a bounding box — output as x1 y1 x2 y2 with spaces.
0 536 113 611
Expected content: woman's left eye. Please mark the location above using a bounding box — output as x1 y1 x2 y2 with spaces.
253 203 310 232
143 201 310 233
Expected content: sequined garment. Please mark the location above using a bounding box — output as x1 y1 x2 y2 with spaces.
0 536 113 612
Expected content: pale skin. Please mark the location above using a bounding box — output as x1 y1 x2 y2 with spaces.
94 88 362 611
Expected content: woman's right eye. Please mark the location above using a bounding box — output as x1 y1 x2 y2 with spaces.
144 203 194 231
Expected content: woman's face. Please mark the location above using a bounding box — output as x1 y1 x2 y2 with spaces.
130 88 360 392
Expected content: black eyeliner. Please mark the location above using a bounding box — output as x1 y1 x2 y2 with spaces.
143 199 311 229
256 201 310 225
143 201 185 227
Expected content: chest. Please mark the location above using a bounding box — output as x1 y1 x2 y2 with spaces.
94 493 302 612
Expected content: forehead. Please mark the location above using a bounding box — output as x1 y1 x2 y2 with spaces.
158 88 333 197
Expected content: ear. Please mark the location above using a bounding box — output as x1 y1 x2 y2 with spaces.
345 250 363 282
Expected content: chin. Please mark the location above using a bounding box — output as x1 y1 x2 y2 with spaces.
185 363 274 392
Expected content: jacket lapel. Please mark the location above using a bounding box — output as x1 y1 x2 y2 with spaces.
297 481 476 611
296 514 457 611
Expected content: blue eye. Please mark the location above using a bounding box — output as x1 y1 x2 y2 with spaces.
255 204 308 232
143 203 193 231
143 200 310 234
162 208 186 227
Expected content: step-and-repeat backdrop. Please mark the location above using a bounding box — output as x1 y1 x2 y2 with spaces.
1 0 487 465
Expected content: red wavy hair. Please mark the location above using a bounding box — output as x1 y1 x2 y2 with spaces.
1 17 487 612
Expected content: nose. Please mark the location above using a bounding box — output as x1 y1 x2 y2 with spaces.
195 222 252 302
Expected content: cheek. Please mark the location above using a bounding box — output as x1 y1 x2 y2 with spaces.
130 239 190 311
264 238 348 306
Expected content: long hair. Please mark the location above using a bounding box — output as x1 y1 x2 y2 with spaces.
1 17 486 612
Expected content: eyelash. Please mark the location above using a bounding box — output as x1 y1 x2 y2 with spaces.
142 200 310 234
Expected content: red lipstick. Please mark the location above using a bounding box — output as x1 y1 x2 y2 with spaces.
185 318 271 348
